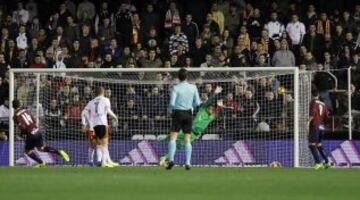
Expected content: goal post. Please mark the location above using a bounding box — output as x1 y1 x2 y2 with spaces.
8 67 307 167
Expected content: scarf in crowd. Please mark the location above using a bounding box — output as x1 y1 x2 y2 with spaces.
260 38 269 52
317 20 331 36
132 21 141 44
164 9 181 29
244 33 250 49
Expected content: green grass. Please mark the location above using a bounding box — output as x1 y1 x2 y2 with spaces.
0 167 359 200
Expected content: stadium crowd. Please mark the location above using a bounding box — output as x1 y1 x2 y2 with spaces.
0 0 360 139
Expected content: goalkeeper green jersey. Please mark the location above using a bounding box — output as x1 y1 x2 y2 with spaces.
191 106 217 136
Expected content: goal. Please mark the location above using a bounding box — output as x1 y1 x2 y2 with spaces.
8 67 313 167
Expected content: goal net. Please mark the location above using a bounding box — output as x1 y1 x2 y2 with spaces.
9 67 314 167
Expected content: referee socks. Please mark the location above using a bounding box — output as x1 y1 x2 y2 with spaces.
168 140 177 162
185 142 192 166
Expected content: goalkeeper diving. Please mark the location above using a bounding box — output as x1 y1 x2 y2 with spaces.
159 86 230 166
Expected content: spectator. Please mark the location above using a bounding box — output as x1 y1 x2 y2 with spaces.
302 24 325 62
210 2 225 34
272 40 295 67
182 14 199 48
205 13 220 35
225 92 239 117
341 11 356 33
97 18 115 47
115 3 132 46
5 40 18 65
144 27 161 49
48 13 60 32
303 4 318 28
338 45 353 68
58 3 71 28
222 29 234 55
30 55 46 68
264 11 285 40
316 12 333 38
95 2 114 34
64 0 76 17
0 27 9 53
190 38 207 67
131 13 144 46
16 25 28 50
65 16 80 43
164 1 181 35
27 100 44 118
104 38 122 61
322 51 337 70
224 3 241 38
82 85 93 103
121 99 142 130
117 46 132 67
77 0 96 22
142 4 160 34
12 49 28 68
105 88 119 114
26 0 38 20
247 8 264 40
145 86 166 121
332 24 345 55
79 25 91 53
12 2 29 24
0 53 8 78
28 17 42 40
303 52 317 71
16 76 31 106
169 25 189 55
239 90 260 130
101 53 116 68
45 99 62 129
200 54 214 68
0 99 9 124
286 14 306 53
88 38 100 62
140 49 162 68
27 38 39 63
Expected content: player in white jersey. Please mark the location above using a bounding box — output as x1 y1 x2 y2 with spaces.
82 87 118 167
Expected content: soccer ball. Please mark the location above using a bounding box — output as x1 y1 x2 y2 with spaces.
277 86 286 95
269 161 282 168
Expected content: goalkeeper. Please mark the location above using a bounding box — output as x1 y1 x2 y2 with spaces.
159 86 229 166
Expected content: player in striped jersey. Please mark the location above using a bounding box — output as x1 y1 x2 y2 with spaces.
308 89 332 170
13 99 70 167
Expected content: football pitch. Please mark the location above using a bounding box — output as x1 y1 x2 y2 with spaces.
0 167 359 200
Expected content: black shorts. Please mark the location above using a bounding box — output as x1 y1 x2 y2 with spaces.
170 110 192 133
25 133 44 151
94 125 109 139
309 129 324 144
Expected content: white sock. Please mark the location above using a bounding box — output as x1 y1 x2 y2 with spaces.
96 146 103 163
88 147 95 163
101 147 109 165
105 148 114 163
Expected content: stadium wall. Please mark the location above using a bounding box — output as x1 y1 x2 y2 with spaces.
1 140 359 167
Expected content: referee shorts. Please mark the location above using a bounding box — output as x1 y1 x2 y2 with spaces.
93 125 109 139
170 110 192 134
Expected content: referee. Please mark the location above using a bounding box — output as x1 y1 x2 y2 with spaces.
166 68 201 170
